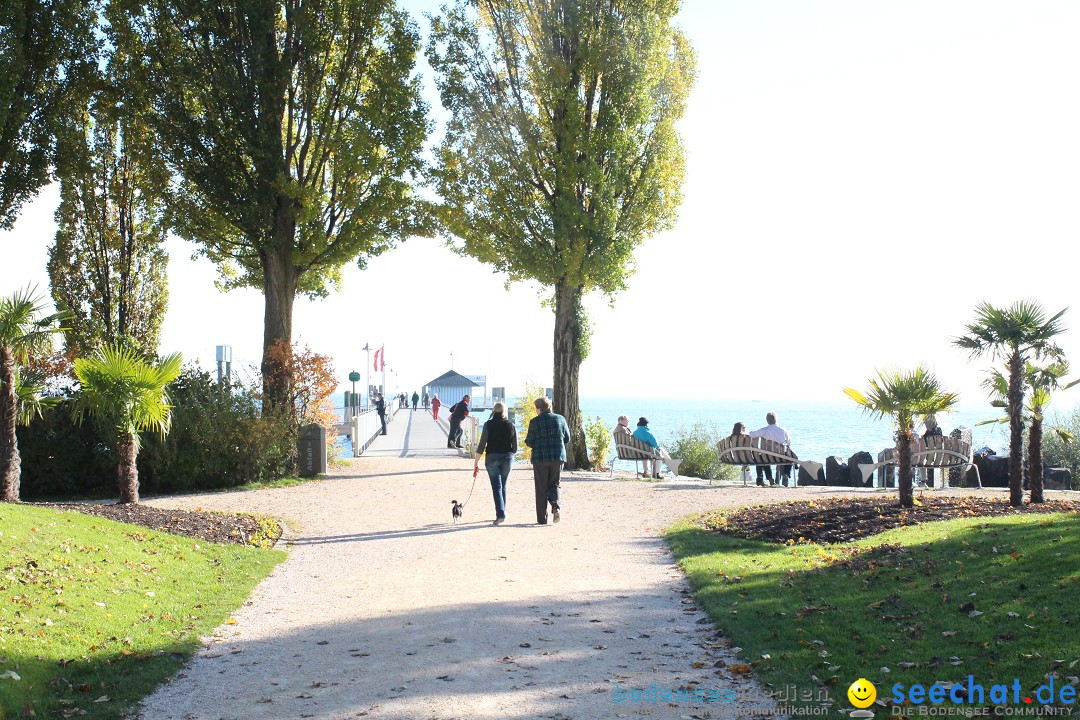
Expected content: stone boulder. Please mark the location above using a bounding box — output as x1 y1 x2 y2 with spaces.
798 464 826 486
973 451 1009 487
848 451 874 486
825 456 849 486
1044 467 1073 491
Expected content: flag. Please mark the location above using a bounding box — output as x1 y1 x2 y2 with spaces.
374 346 384 371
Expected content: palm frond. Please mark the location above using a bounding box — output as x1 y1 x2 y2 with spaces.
73 345 183 442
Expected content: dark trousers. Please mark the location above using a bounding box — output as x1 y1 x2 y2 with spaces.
448 417 463 447
756 465 774 483
532 461 562 523
377 412 386 435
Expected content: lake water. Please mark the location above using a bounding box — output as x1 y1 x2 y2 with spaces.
554 397 1008 462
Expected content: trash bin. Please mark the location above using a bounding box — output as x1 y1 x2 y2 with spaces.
298 424 328 477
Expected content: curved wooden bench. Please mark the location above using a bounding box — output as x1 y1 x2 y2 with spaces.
859 435 982 488
611 432 681 477
715 435 822 487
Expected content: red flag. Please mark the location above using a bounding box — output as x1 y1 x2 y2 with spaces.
374 346 384 371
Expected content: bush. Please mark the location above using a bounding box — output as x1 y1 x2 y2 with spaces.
1043 407 1080 488
18 368 295 499
512 381 546 462
584 415 611 470
137 368 294 493
666 423 740 482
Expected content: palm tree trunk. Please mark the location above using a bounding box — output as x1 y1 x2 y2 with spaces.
552 281 589 470
1029 417 1044 504
897 430 914 508
0 346 21 502
117 433 140 504
1007 350 1025 506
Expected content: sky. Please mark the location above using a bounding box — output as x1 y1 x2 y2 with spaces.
3 0 1079 410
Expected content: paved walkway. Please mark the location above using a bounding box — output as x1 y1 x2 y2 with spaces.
135 410 872 719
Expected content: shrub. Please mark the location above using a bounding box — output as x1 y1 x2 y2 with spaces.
584 415 612 470
1043 407 1080 488
667 423 740 482
17 367 295 499
137 368 294 493
512 381 546 462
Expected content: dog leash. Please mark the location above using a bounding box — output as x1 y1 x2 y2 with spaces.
461 467 480 508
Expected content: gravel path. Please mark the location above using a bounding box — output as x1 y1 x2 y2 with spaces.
135 410 1013 719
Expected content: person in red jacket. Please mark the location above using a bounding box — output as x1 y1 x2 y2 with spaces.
431 394 441 420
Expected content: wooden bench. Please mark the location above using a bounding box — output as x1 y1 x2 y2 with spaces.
715 435 823 487
611 431 681 477
858 435 982 488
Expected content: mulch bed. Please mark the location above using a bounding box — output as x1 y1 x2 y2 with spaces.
33 502 282 547
701 496 1080 544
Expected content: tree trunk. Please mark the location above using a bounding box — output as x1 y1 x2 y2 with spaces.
260 240 298 417
552 282 589 470
1007 350 1025 506
897 429 914 508
0 346 21 502
1029 416 1044 504
117 433 139 504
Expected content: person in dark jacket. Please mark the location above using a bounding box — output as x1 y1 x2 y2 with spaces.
524 396 570 525
447 394 471 449
375 392 387 435
411 391 419 410
473 402 518 525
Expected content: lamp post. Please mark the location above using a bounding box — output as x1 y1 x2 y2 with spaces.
348 371 360 417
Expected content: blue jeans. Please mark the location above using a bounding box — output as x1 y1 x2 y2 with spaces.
485 452 513 519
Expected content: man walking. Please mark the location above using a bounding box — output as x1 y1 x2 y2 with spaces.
411 391 419 411
525 396 570 525
447 394 471 449
375 392 387 435
749 411 791 486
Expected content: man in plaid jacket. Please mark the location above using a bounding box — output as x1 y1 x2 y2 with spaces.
524 396 571 525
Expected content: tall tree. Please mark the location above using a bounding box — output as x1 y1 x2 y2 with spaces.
73 345 182 504
955 301 1067 506
1 0 95 228
427 0 696 468
122 0 429 411
0 286 67 502
49 32 170 357
845 367 959 508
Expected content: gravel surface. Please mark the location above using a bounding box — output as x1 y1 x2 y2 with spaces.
134 410 1057 719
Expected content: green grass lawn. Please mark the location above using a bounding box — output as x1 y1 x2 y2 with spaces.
0 504 285 719
667 511 1080 713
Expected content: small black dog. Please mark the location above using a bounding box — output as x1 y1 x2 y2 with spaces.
451 500 463 523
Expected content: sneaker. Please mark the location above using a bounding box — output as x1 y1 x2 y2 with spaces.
493 518 504 526
552 508 560 524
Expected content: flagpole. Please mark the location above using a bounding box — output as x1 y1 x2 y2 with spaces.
362 343 371 407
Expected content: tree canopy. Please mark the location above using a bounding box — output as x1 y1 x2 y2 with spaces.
427 0 695 466
121 0 430 408
0 0 96 228
49 24 170 358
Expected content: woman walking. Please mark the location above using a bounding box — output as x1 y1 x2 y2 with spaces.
473 402 518 525
431 394 441 420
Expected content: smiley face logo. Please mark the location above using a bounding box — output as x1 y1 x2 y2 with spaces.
848 678 877 709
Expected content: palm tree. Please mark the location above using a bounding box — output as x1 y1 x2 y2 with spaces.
73 345 182 503
955 301 1068 506
980 362 1077 504
1 287 68 502
844 367 959 507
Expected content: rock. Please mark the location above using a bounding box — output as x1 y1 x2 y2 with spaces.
1044 467 1073 490
829 459 846 487
848 452 874 486
973 453 1009 487
798 464 826 485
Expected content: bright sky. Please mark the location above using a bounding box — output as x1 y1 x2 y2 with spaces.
3 0 1079 408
